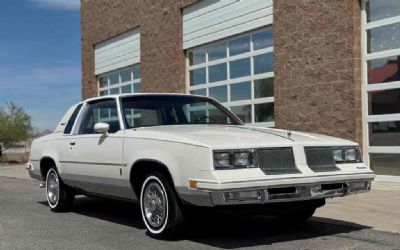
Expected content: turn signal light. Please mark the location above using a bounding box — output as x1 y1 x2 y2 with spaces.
189 180 197 189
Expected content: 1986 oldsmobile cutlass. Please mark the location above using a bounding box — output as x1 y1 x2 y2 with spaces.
27 93 375 239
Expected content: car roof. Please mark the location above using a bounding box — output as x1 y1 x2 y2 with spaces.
83 93 211 103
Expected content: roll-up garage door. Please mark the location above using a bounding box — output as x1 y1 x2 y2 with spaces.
94 28 140 75
183 0 273 49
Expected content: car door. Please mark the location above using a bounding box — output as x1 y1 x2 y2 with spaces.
60 98 129 198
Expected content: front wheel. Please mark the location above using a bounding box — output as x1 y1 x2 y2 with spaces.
46 167 74 212
140 172 185 239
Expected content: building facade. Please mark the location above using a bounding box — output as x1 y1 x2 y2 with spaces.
81 0 400 177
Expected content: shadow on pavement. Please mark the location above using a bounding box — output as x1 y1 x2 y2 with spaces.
184 212 371 249
38 196 371 249
38 196 145 229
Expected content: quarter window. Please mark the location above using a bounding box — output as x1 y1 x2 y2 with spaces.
63 104 83 134
187 27 274 126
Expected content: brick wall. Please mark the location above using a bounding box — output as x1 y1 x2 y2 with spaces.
273 0 363 144
81 0 197 99
82 0 363 144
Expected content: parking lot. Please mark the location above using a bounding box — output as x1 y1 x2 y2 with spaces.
0 165 399 249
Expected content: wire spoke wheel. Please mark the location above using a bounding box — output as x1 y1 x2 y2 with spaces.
143 182 167 228
140 173 185 239
45 166 74 212
46 169 59 207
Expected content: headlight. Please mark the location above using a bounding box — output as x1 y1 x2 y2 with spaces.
213 152 230 168
234 152 252 167
333 147 361 163
333 148 344 162
344 148 358 161
214 150 257 169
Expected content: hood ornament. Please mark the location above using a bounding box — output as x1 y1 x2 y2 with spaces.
287 130 292 138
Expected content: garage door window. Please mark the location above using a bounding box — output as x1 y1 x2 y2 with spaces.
362 0 400 176
187 27 274 127
98 64 141 96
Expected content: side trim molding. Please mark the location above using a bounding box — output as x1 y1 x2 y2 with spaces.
59 160 127 167
61 173 136 200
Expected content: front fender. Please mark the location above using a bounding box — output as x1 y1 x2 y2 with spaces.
124 138 213 188
126 149 181 186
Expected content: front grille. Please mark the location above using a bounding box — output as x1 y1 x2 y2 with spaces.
321 183 344 191
257 148 300 175
304 147 340 172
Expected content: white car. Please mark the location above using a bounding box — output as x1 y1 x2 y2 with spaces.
27 93 375 239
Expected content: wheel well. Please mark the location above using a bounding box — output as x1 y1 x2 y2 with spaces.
130 160 175 198
40 157 56 180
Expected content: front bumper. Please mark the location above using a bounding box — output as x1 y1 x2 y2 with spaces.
26 162 43 181
210 180 371 206
178 173 375 207
28 169 43 181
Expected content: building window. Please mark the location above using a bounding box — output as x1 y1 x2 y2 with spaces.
97 64 141 96
362 0 400 176
186 27 274 126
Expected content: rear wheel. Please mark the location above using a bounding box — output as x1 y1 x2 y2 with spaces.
140 172 185 239
46 167 74 212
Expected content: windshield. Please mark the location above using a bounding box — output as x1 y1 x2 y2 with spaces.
120 95 243 128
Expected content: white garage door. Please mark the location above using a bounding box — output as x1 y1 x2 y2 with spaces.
94 28 140 75
183 0 273 49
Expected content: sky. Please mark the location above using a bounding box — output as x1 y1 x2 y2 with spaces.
0 0 81 131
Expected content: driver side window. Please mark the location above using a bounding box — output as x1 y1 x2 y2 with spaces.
78 99 120 134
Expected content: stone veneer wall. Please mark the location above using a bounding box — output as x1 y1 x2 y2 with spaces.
273 0 363 145
81 0 197 99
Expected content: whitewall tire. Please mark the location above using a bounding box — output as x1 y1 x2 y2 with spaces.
45 167 74 212
140 172 185 239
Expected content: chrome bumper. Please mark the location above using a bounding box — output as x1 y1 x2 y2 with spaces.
26 162 43 181
179 180 372 207
28 169 43 181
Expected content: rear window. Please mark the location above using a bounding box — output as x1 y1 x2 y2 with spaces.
63 104 83 134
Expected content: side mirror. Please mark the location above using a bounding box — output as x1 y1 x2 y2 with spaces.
94 122 109 135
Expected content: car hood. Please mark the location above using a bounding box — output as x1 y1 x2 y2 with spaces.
128 125 357 149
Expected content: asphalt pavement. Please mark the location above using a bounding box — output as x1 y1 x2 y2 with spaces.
0 175 399 250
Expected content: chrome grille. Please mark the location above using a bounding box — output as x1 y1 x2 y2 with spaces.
304 147 339 172
256 148 300 175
